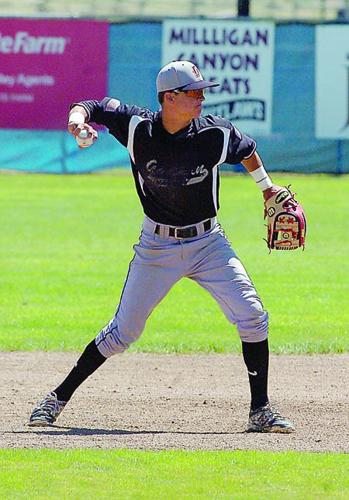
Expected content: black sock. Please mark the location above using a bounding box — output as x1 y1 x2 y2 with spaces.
242 339 269 411
54 340 107 402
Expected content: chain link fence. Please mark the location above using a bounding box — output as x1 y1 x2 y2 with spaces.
0 0 349 21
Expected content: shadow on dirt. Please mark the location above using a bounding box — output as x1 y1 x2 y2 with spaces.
14 427 245 436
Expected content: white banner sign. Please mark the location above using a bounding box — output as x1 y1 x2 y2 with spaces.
162 19 275 136
316 26 349 139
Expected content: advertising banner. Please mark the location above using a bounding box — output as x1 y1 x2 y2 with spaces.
0 19 108 130
316 26 349 139
162 19 275 136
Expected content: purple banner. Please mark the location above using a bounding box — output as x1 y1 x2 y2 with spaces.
0 19 108 130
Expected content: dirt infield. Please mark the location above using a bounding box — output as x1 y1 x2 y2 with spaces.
1 352 348 452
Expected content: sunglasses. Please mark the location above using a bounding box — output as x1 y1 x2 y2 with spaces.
172 89 205 98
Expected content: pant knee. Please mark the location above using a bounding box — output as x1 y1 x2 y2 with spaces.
236 307 269 343
95 317 144 358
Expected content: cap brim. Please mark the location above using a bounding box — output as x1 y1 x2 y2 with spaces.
181 80 219 90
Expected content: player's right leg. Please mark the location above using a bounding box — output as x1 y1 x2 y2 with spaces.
94 231 183 358
28 340 106 426
28 223 183 426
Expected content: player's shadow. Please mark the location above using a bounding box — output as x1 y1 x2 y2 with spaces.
19 426 244 436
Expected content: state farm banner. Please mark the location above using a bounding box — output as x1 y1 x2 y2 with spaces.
0 19 108 130
162 19 275 136
316 26 349 139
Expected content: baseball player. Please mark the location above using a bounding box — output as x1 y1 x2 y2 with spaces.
29 60 294 433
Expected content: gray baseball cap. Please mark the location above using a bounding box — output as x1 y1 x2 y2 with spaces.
156 60 219 92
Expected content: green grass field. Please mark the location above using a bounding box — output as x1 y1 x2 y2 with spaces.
1 172 348 353
1 172 348 498
0 449 348 499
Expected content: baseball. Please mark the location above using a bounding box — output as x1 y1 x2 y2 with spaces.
76 129 94 148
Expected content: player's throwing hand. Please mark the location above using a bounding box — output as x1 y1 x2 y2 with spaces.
68 107 98 148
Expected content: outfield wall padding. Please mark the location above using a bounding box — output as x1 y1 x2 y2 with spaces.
1 22 348 174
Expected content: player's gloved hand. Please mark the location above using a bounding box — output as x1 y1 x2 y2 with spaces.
264 185 306 251
262 184 284 202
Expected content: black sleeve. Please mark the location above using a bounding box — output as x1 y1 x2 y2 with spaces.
70 97 150 147
200 115 257 165
225 123 256 164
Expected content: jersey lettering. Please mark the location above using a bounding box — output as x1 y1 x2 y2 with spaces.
185 165 209 185
79 98 256 225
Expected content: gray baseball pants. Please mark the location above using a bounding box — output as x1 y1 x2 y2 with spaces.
95 216 268 358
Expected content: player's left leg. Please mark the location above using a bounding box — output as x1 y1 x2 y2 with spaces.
186 228 294 433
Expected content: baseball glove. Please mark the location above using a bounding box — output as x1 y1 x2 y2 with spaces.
264 186 306 250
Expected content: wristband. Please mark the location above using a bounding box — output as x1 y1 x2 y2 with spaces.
68 112 85 125
250 166 273 191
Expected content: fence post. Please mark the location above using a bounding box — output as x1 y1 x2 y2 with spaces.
238 0 250 16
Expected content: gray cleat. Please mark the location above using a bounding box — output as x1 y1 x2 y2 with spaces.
247 402 295 433
28 392 67 427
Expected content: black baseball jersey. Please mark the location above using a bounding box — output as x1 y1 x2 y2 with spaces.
76 97 256 226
